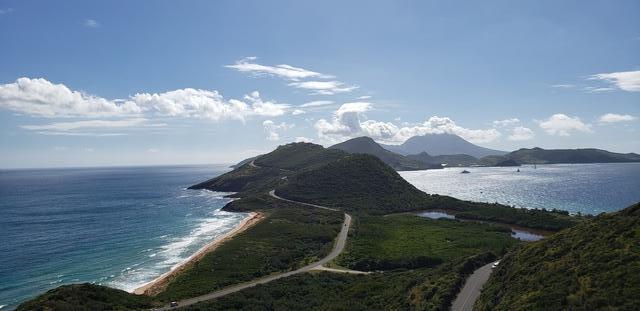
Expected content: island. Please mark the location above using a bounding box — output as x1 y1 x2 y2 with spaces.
18 142 639 310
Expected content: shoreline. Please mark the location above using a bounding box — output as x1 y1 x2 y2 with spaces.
133 211 265 296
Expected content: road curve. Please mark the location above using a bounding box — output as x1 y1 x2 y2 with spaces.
450 262 495 311
153 191 351 310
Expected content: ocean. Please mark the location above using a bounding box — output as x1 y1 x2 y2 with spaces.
1 163 639 309
401 163 640 215
0 165 245 309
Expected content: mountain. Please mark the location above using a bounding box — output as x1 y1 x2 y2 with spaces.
406 152 479 167
480 147 640 166
230 155 259 169
476 203 640 310
381 133 507 158
329 136 442 171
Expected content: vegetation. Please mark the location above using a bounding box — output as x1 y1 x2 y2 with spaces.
254 142 347 171
188 162 284 194
17 283 159 311
183 252 497 311
481 147 640 166
156 200 343 302
336 214 516 271
329 136 442 171
475 203 640 310
406 151 479 167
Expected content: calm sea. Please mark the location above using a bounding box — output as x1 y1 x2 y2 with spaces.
401 163 640 215
0 165 244 309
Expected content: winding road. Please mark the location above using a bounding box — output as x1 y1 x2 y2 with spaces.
153 190 353 310
450 262 495 311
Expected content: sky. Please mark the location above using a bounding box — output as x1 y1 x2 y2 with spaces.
0 0 639 168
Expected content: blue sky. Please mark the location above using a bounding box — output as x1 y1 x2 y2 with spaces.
0 0 639 168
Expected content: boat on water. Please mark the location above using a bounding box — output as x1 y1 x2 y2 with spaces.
461 170 471 174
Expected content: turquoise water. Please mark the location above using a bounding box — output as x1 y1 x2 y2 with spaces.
401 163 640 215
0 165 243 309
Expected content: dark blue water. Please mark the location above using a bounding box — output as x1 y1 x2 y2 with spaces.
402 163 640 215
0 165 243 309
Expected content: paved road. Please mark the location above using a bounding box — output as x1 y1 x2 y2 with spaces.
154 191 351 310
450 262 495 311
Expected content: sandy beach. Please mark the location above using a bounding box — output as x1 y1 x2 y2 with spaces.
133 212 265 296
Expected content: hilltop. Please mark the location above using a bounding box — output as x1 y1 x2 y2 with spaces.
476 203 640 310
329 136 442 171
381 133 507 158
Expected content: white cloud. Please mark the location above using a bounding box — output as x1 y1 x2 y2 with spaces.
538 113 592 136
132 88 288 121
598 113 637 123
551 84 574 88
0 77 142 117
589 70 640 92
291 109 305 115
35 131 127 137
357 95 372 99
508 126 535 141
583 86 615 93
147 148 160 153
20 118 161 131
262 120 294 141
315 103 501 144
84 19 100 28
294 136 313 143
225 57 326 81
493 118 520 128
300 100 334 108
289 80 358 95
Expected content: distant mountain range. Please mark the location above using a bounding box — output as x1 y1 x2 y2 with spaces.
482 147 640 166
381 133 507 158
329 137 442 171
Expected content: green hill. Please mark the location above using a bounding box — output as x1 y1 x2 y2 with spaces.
481 147 640 165
330 136 442 171
16 283 159 311
475 203 640 310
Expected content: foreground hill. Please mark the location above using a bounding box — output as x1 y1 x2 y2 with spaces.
476 203 640 310
382 133 507 158
329 136 442 171
487 147 640 165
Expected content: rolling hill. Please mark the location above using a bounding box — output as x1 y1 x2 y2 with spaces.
381 133 507 158
329 136 442 171
475 203 640 310
406 152 479 167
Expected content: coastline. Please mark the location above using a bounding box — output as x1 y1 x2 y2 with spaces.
133 211 265 296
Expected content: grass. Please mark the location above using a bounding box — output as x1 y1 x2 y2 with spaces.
475 203 640 310
155 200 343 302
336 214 517 271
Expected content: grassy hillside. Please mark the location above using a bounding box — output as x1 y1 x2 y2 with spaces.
329 136 441 171
276 154 433 214
254 142 347 171
336 214 516 271
16 283 159 311
475 203 640 310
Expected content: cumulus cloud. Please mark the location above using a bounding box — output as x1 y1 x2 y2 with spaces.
291 109 305 115
493 118 520 128
508 126 535 141
262 120 294 141
289 81 358 95
589 70 640 92
0 78 289 121
598 113 637 123
315 102 501 144
225 57 326 81
0 77 142 117
294 136 313 143
538 114 592 136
